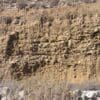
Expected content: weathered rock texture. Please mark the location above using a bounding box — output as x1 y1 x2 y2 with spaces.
0 2 100 85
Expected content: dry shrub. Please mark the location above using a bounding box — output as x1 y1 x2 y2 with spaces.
16 1 28 9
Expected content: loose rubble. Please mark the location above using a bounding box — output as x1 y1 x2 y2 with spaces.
73 89 100 100
0 85 26 100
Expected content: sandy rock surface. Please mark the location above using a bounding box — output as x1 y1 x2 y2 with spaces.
0 0 99 99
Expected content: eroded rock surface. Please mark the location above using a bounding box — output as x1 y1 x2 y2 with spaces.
0 1 100 85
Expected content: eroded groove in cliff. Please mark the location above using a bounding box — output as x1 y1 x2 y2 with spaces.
5 32 19 58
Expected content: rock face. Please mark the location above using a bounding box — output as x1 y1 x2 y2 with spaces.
0 1 100 86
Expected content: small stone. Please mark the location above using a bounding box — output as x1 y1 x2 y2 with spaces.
18 90 25 99
68 40 72 48
12 18 20 24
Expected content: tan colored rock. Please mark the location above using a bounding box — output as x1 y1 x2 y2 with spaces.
0 1 99 88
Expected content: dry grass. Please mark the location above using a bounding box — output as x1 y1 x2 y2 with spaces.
1 80 100 100
20 79 100 100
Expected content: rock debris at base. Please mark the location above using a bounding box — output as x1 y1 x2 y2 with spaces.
73 90 100 100
0 86 26 100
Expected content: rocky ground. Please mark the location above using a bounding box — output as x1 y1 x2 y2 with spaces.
0 0 100 100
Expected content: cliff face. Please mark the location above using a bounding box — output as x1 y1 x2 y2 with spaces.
0 3 100 85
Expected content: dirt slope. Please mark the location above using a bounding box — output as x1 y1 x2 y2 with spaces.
0 2 100 87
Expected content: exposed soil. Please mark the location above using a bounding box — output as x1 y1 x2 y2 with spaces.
0 1 99 99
